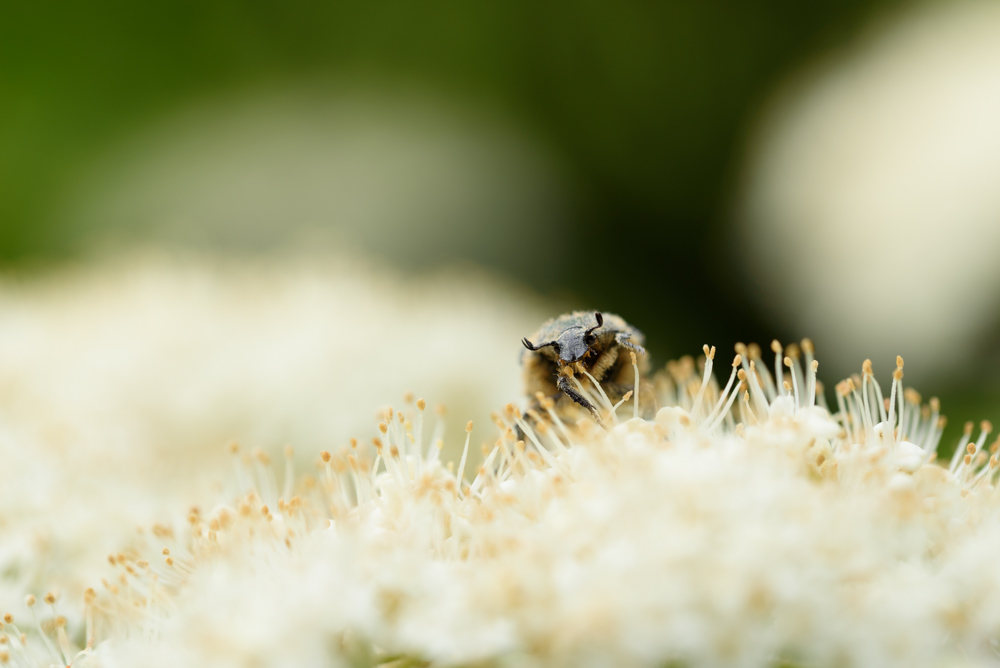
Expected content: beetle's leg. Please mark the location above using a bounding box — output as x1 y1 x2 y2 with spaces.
615 331 646 356
557 374 607 430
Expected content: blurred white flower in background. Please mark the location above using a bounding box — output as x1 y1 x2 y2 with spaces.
49 86 571 280
0 251 545 624
737 0 1000 384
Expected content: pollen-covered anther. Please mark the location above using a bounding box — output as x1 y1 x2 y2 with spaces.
43 592 56 605
862 359 873 376
416 398 426 411
24 595 35 608
321 450 332 463
378 423 388 435
732 354 742 368
771 340 782 354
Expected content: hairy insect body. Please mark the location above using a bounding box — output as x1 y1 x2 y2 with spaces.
520 311 652 427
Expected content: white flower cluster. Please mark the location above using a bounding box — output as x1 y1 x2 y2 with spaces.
2 257 999 667
4 331 997 668
0 252 543 665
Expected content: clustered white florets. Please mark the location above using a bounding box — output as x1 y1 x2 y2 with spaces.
7 337 1000 668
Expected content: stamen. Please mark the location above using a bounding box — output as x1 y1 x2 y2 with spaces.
469 445 501 496
537 392 574 452
806 358 818 409
771 340 784 398
631 351 640 420
741 389 759 425
612 391 633 412
784 356 800 409
514 416 565 474
708 381 745 433
25 595 60 664
847 377 873 444
456 422 473 495
570 376 607 425
690 345 716 419
950 422 976 473
580 370 619 425
748 343 777 401
705 355 741 427
414 398 425 463
744 360 771 419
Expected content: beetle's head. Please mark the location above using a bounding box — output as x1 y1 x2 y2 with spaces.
522 312 603 364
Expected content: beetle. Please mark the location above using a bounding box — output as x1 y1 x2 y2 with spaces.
521 311 649 428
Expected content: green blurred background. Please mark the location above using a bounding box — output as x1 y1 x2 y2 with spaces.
4 0 997 450
1 0 897 344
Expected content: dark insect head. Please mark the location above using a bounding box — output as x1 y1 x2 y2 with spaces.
522 312 604 364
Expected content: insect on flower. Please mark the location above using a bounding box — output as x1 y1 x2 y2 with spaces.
521 311 650 428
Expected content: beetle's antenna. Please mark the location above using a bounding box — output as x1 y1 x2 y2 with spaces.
522 338 557 352
584 312 604 337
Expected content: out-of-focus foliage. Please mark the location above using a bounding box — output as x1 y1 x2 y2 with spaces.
1 0 899 357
